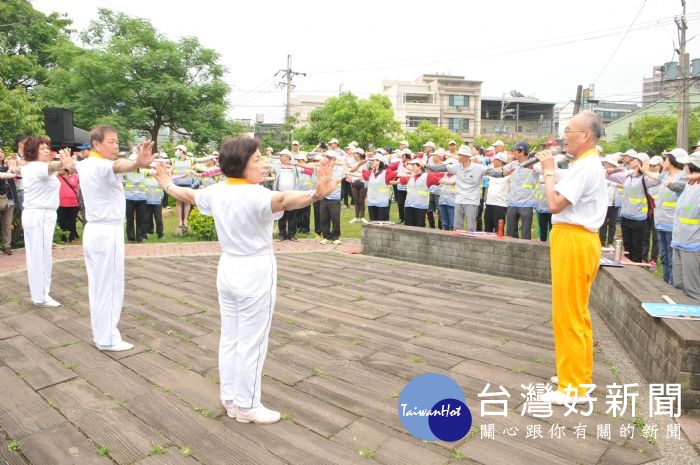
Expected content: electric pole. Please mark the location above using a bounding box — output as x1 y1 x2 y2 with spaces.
276 55 306 123
676 0 689 149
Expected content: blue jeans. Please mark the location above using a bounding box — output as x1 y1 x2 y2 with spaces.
656 229 673 284
438 204 454 230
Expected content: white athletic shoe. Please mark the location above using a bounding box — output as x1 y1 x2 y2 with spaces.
34 296 61 308
96 341 134 352
222 400 238 418
361 218 369 224
320 239 330 245
550 376 558 385
235 405 281 424
540 390 591 406
349 218 359 223
332 239 342 245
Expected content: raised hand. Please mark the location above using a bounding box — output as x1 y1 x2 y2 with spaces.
136 141 155 168
314 158 336 198
58 148 75 171
153 162 172 188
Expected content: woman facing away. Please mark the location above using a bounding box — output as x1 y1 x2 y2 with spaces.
153 136 335 424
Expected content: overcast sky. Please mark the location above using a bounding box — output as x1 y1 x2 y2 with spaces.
32 0 700 124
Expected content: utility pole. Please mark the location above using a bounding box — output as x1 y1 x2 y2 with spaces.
276 54 306 123
676 0 689 149
573 85 583 115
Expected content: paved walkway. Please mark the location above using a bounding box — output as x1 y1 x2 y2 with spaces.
0 240 697 464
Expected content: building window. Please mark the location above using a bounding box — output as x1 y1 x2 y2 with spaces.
448 95 470 108
406 116 439 128
404 93 433 104
448 118 469 132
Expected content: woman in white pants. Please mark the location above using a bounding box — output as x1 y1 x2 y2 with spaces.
20 137 73 307
154 137 335 425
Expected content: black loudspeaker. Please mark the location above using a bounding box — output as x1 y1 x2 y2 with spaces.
43 108 75 146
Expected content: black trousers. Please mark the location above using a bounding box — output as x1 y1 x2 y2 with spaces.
341 179 353 207
126 199 149 242
296 205 311 233
538 212 552 242
404 207 427 227
643 215 658 262
621 217 648 263
148 204 163 238
57 206 80 241
313 201 322 235
484 204 507 233
319 198 341 240
599 205 618 246
278 209 297 239
368 206 390 221
396 189 407 221
476 187 486 231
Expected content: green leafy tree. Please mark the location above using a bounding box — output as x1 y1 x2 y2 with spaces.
38 9 229 151
295 92 400 149
0 84 45 148
404 121 462 151
602 108 700 154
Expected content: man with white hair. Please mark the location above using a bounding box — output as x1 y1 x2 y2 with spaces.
273 149 300 241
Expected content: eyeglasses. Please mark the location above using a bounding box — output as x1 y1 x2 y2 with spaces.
564 128 588 135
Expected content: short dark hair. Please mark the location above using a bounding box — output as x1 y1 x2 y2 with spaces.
23 136 51 161
89 124 118 144
219 137 260 178
15 134 29 150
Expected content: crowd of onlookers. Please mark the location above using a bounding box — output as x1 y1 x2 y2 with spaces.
1 133 698 301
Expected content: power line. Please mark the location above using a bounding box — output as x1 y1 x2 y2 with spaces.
591 1 647 85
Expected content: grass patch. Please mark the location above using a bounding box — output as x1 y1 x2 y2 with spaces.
180 446 192 456
7 440 20 452
193 406 214 418
280 412 293 420
409 355 424 363
358 448 375 459
96 446 109 456
63 362 76 369
150 445 166 455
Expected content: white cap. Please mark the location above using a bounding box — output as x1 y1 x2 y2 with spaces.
175 144 188 153
457 145 471 156
265 146 274 152
278 149 292 157
629 152 649 164
493 140 505 147
291 140 299 145
329 138 339 144
434 148 446 157
443 158 459 166
623 149 637 157
375 148 386 155
493 153 508 163
325 151 337 158
669 148 688 159
293 153 307 161
373 154 388 163
422 141 436 149
601 155 618 166
448 140 457 145
399 140 409 147
354 147 365 155
676 152 700 168
649 155 664 166
407 158 425 166
402 148 413 156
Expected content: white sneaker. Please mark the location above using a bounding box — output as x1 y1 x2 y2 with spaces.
332 239 342 245
349 218 359 223
361 218 369 224
235 405 280 424
34 296 61 308
320 239 330 245
550 376 558 384
222 400 238 418
96 341 134 352
540 389 591 406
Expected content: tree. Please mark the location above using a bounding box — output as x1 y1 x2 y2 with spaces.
0 83 45 148
38 9 229 151
294 92 400 149
404 121 462 151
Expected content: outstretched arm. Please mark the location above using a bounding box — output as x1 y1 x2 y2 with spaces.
271 158 335 213
113 141 155 174
153 163 196 205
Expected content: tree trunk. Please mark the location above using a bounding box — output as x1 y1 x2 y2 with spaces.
149 125 161 153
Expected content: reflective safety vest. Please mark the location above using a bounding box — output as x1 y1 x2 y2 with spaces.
438 174 457 207
507 165 537 207
123 171 147 201
671 183 700 251
405 173 430 209
396 163 410 191
366 171 391 207
172 157 194 186
325 164 345 200
143 176 164 205
620 175 650 221
297 169 315 192
654 173 684 231
535 181 550 213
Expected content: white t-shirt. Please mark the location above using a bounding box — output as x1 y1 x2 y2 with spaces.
553 153 607 232
21 161 60 210
485 176 509 207
75 156 125 224
195 183 283 257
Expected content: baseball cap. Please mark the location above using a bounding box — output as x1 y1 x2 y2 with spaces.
601 155 618 166
623 149 637 157
77 143 91 150
354 147 365 155
649 155 664 166
675 152 700 168
293 153 307 161
325 151 337 158
457 145 471 156
278 149 292 157
448 140 457 145
422 141 436 149
629 152 649 164
175 144 188 152
402 148 413 156
690 140 700 151
373 154 388 163
512 141 530 152
493 140 505 147
434 148 446 157
329 138 339 145
291 140 299 146
493 153 508 163
407 158 425 166
399 140 409 146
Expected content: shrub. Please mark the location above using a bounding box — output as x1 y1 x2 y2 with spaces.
188 208 217 241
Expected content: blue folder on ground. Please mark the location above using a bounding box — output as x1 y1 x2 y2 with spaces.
600 257 623 267
641 303 700 319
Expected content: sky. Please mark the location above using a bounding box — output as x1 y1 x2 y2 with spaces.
31 0 700 124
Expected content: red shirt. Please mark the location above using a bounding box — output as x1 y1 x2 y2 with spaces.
398 171 444 186
362 169 398 183
58 173 80 207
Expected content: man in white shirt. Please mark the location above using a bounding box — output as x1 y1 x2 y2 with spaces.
536 111 607 405
76 125 154 352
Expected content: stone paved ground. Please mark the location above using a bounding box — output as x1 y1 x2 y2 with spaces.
0 240 697 465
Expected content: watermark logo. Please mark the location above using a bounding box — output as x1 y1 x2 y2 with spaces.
398 373 472 442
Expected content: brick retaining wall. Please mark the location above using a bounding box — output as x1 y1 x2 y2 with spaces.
362 224 700 412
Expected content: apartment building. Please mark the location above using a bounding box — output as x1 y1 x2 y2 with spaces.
642 60 700 107
381 74 482 143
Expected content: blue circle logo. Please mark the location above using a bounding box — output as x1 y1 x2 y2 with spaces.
398 373 472 441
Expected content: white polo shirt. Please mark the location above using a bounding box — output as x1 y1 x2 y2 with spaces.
21 161 60 210
75 155 125 224
552 150 607 232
